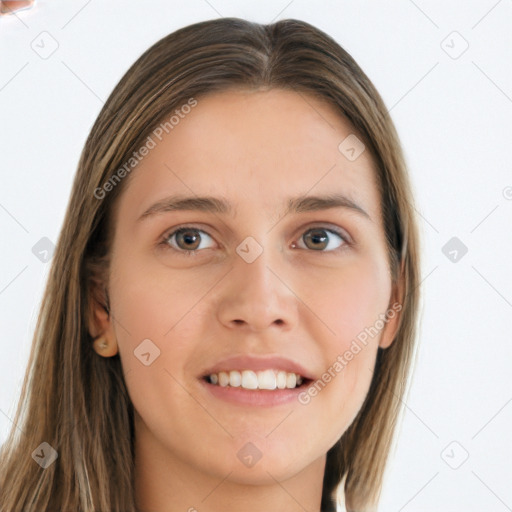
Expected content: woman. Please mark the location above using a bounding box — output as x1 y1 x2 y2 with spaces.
0 17 421 512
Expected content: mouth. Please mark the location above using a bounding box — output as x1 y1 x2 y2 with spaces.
202 369 312 390
198 354 316 406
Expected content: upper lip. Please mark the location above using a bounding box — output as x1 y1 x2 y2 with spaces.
200 354 315 380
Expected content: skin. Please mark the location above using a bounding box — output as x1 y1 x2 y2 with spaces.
89 88 403 512
0 0 34 15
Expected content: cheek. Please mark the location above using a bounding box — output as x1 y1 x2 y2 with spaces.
310 254 390 348
109 252 214 341
299 256 388 434
108 261 208 438
107 254 214 399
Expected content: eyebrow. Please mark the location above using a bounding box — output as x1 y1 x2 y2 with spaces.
137 193 371 222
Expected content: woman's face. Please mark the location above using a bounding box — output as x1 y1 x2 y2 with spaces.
102 88 401 487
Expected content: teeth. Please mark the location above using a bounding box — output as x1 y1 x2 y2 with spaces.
207 369 305 390
229 370 241 387
218 372 229 387
286 372 296 389
241 370 258 389
276 371 287 389
258 369 276 390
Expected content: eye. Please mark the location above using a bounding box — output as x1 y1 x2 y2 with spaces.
159 224 350 257
160 226 215 256
294 226 349 252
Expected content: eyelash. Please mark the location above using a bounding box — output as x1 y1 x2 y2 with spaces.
158 224 352 257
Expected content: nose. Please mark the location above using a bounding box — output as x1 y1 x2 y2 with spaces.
216 245 297 333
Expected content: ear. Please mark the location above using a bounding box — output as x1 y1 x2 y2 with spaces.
88 281 118 356
88 280 109 336
378 267 405 350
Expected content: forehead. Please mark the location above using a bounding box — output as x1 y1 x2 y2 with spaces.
119 88 382 225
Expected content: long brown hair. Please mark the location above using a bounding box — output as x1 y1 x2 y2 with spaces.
0 17 421 511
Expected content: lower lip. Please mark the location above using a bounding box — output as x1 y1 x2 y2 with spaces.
199 378 308 407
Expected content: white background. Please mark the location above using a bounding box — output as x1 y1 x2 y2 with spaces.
1 1 511 511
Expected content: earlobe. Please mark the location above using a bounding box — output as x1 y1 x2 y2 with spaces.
92 334 119 357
